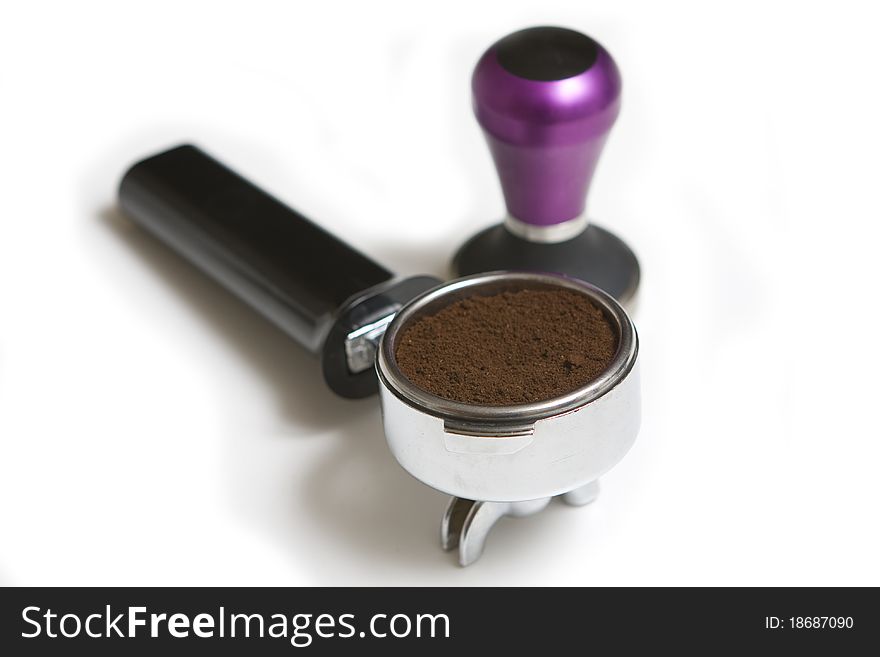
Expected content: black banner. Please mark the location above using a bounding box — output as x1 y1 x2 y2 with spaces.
0 587 874 654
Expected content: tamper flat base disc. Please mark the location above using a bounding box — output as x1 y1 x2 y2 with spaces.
452 224 640 305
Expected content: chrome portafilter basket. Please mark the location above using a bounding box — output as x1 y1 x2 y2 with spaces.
118 145 641 566
378 272 639 564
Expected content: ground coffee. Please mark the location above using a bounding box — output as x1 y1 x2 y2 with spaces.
394 288 618 405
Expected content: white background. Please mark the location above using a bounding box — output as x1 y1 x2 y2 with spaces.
1 0 878 586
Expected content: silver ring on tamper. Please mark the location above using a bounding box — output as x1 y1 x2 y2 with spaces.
453 27 641 307
377 272 640 565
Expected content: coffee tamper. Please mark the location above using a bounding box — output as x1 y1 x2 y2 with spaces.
453 27 640 305
119 145 640 566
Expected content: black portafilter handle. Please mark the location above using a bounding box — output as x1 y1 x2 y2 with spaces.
118 144 439 398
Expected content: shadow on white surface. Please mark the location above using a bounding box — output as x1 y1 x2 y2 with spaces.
298 412 456 573
99 206 465 575
101 206 361 432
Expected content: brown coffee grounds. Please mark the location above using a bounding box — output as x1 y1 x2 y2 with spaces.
394 288 618 405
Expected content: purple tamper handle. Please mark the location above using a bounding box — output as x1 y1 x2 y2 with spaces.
453 27 639 304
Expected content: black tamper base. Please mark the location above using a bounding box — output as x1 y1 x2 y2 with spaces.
452 224 640 305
